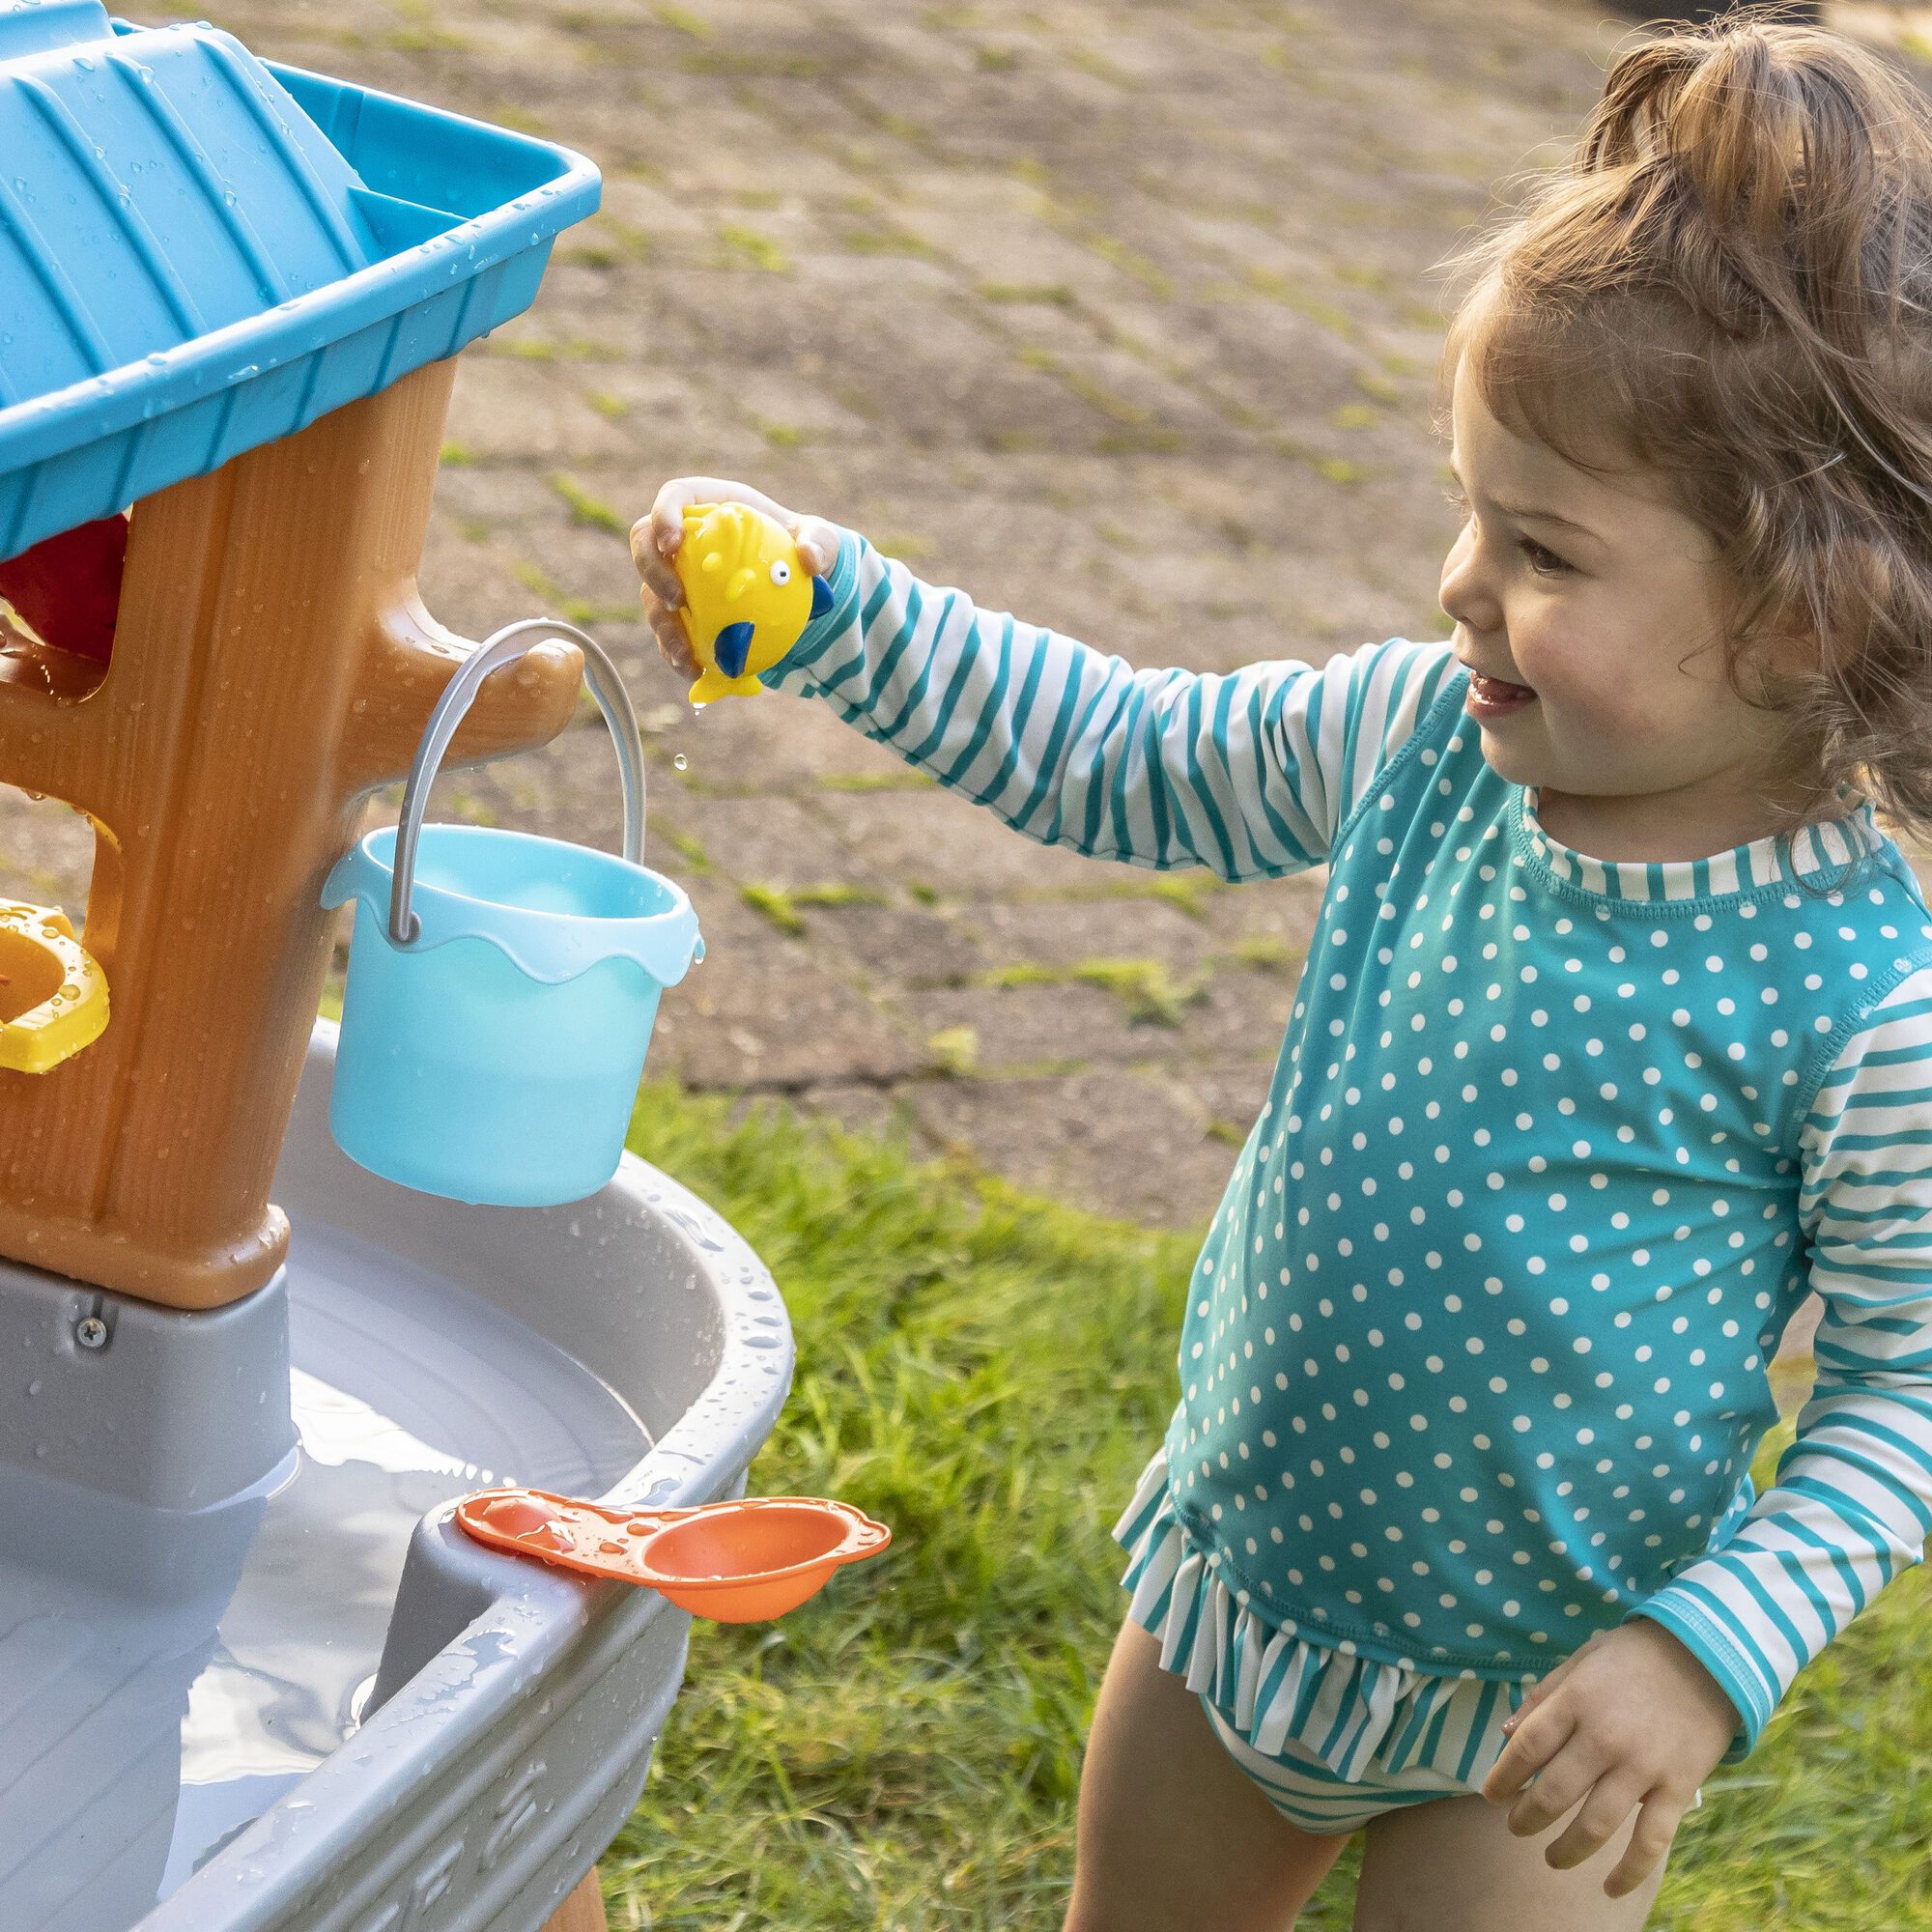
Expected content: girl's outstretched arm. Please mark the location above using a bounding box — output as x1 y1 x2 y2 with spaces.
754 524 1461 882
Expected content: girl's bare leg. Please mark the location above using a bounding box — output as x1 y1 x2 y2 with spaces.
1350 1788 1671 1932
1065 1620 1355 1932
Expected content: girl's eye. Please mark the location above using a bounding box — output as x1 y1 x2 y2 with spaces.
770 560 791 585
1517 536 1569 577
1445 486 1569 577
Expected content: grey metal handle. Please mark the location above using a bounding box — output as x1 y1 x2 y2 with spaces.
388 617 644 947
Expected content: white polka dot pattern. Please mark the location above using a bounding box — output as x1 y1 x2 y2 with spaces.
1139 657 1932 1776
765 555 1932 1784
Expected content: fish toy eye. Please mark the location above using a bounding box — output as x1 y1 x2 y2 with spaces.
769 559 791 585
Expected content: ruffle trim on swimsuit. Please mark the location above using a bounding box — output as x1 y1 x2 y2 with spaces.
1112 1447 1532 1786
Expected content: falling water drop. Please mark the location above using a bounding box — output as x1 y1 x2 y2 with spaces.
672 754 687 772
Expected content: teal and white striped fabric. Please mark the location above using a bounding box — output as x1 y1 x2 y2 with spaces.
768 527 1932 1784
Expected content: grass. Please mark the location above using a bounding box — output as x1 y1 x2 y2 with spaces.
595 1075 1932 1929
652 1 711 38
483 335 621 362
742 881 890 934
307 972 1930 1923
816 771 939 793
925 1024 980 1076
511 561 639 628
976 282 1076 307
715 224 792 274
549 472 627 536
979 957 1205 1027
604 1081 1198 1927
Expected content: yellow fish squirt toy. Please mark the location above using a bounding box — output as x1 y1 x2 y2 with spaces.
674 502 833 706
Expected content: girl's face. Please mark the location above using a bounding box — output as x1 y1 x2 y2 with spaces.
1436 356 1807 851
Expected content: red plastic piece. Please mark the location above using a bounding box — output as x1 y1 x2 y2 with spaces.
455 1486 892 1622
0 513 129 664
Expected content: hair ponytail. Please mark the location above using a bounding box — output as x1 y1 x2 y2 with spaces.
1438 13 1932 843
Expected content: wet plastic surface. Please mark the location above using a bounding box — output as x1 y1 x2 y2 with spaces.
0 1025 793 1932
0 2 600 562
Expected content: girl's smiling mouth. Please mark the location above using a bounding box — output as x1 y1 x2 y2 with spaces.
1464 668 1537 720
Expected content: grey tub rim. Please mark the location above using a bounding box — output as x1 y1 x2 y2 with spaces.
133 1020 798 1932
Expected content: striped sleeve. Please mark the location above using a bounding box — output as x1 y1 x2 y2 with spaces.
760 526 1462 880
1626 961 1932 1763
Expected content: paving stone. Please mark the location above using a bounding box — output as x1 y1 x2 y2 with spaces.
961 896 1218 978
668 794 892 895
444 355 636 462
800 898 987 987
152 0 1925 1254
652 935 923 1090
1176 1059 1282 1140
645 695 916 792
810 787 1121 898
904 1068 1237 1230
1168 962 1302 1065
0 788 96 915
792 1081 939 1151
887 980 1185 1074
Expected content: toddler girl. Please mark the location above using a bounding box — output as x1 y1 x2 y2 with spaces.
632 17 1932 1929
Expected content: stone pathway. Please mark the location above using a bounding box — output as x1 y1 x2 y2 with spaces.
6 0 1929 1368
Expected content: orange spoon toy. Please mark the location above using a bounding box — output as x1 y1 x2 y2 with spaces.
457 1488 891 1622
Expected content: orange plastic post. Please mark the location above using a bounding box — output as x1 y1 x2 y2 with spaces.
0 357 583 1309
540 1869 609 1932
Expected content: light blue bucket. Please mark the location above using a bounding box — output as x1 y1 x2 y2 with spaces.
322 620 702 1206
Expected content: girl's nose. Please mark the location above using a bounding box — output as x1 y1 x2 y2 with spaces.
1437 522 1499 635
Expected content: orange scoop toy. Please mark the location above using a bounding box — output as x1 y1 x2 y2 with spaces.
455 1487 892 1622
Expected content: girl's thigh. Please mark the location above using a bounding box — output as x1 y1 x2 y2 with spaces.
1350 1788 1670 1932
1065 1618 1354 1932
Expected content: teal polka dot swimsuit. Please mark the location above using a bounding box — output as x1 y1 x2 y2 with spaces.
769 528 1932 1797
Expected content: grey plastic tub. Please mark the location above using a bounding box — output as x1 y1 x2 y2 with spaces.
0 1021 793 1932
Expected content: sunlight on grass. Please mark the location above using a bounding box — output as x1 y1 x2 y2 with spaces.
301 988 1931 1926
606 1080 1197 1927
597 1080 1930 1928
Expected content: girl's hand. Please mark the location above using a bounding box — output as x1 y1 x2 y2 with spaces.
1481 1620 1737 1900
629 477 839 681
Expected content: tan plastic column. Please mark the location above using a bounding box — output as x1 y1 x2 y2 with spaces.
0 357 583 1308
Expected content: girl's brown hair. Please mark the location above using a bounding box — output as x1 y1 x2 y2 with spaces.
1437 8 1932 846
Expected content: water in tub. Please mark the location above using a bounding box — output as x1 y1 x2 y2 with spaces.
0 1222 650 1931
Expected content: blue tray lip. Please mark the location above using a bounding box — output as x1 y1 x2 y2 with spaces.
0 36 601 475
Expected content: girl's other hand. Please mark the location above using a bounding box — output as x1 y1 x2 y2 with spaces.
1481 1620 1737 1900
630 476 839 682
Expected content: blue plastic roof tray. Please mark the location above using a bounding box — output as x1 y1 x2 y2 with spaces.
0 0 600 563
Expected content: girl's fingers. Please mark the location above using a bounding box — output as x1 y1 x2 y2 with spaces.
641 592 696 675
634 481 833 613
644 476 795 566
794 514 840 577
1603 1792 1686 1899
1542 1770 1648 1872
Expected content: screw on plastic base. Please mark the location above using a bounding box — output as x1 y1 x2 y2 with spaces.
74 1316 108 1350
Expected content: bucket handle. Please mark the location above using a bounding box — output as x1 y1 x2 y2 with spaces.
388 617 644 947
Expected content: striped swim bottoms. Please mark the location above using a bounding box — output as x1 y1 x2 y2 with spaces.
1200 1690 1705 1835
1198 1690 1488 1833
1114 1447 1707 1836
